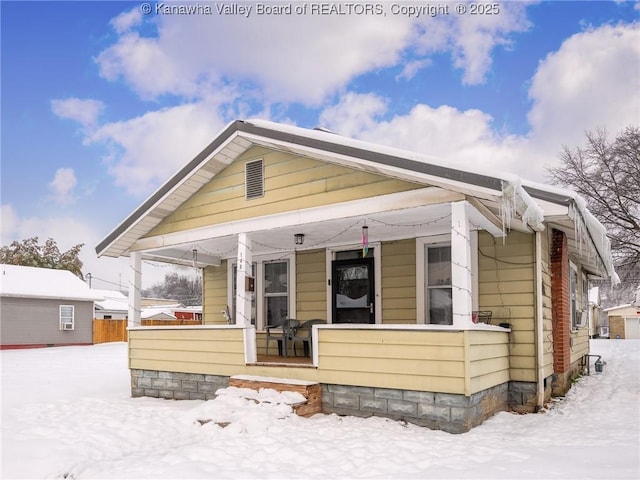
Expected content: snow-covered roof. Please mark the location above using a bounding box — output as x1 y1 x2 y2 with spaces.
603 304 640 313
92 289 128 311
141 306 177 320
95 119 618 283
0 264 104 302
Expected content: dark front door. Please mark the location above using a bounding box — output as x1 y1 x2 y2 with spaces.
332 256 375 324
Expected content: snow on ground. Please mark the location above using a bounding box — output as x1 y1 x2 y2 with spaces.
1 340 638 479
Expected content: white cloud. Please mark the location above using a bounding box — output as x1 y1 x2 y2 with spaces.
51 98 105 127
94 3 531 104
110 7 143 34
319 22 639 183
527 22 640 154
48 168 78 206
86 97 231 195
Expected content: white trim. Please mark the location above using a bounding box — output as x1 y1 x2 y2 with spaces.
416 234 450 325
227 251 296 330
128 252 141 328
325 243 382 324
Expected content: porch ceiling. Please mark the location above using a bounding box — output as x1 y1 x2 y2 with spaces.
141 200 501 266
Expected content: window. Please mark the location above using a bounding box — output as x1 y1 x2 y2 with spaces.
570 262 579 330
229 257 291 329
426 245 452 325
245 159 264 199
59 305 74 330
264 261 289 327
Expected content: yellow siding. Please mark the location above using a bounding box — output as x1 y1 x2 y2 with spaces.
128 328 245 375
570 327 590 365
467 330 510 393
128 326 510 395
147 148 422 237
203 261 228 325
381 239 416 324
296 249 327 321
315 329 466 393
478 231 536 383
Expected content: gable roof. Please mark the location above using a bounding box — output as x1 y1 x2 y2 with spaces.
0 264 104 302
95 119 618 282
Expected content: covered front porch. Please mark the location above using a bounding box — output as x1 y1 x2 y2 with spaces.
128 322 510 432
125 195 505 332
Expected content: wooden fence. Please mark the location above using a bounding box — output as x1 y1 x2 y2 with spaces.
93 319 202 344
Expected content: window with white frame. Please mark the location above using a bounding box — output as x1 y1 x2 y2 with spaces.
230 257 291 330
264 260 289 328
59 305 74 330
426 244 453 325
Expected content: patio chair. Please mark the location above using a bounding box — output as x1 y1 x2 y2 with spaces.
291 319 326 357
265 318 300 357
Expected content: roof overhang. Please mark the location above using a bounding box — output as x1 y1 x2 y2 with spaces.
95 119 618 282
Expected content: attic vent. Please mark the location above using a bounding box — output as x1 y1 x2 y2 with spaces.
245 159 264 199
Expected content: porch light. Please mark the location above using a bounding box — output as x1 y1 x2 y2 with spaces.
294 233 305 245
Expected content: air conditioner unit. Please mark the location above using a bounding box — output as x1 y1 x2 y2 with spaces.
577 310 588 328
61 322 74 331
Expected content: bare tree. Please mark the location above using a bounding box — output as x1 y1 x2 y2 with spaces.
143 272 202 305
0 237 84 278
547 127 640 305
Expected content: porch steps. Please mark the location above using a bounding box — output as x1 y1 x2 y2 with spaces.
229 375 321 417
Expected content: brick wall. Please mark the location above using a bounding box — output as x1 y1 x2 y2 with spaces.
550 229 571 375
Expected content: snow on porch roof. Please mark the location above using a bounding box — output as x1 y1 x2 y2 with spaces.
94 119 617 281
0 264 104 302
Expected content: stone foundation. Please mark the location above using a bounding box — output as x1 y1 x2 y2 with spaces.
130 370 545 433
130 369 229 400
321 383 509 434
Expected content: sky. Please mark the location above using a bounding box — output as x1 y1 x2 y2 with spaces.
1 339 638 478
1 0 639 290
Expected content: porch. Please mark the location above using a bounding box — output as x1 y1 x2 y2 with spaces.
128 323 510 432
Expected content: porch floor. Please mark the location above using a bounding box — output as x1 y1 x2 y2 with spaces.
253 354 314 367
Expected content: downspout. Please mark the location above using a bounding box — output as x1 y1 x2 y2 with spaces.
535 231 545 410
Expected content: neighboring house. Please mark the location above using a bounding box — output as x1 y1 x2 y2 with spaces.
93 289 129 319
604 304 640 339
0 264 103 349
95 120 618 433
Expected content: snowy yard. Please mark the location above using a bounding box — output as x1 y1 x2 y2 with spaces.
1 340 638 479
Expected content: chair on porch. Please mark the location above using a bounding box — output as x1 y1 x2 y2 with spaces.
265 319 300 357
291 319 326 357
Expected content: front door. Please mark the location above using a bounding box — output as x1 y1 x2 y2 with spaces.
332 255 375 324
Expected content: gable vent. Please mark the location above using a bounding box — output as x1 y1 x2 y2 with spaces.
245 159 264 199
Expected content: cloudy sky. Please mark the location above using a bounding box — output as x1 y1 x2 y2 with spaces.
1 1 639 290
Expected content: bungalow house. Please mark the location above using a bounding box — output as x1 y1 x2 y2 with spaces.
0 264 103 349
96 120 618 433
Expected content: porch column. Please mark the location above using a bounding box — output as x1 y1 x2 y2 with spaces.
451 201 474 327
128 251 142 328
235 233 253 326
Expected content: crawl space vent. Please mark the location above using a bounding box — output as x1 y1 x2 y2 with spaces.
245 159 264 199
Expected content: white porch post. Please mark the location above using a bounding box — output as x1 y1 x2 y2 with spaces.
235 233 253 326
451 201 474 327
128 251 142 328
